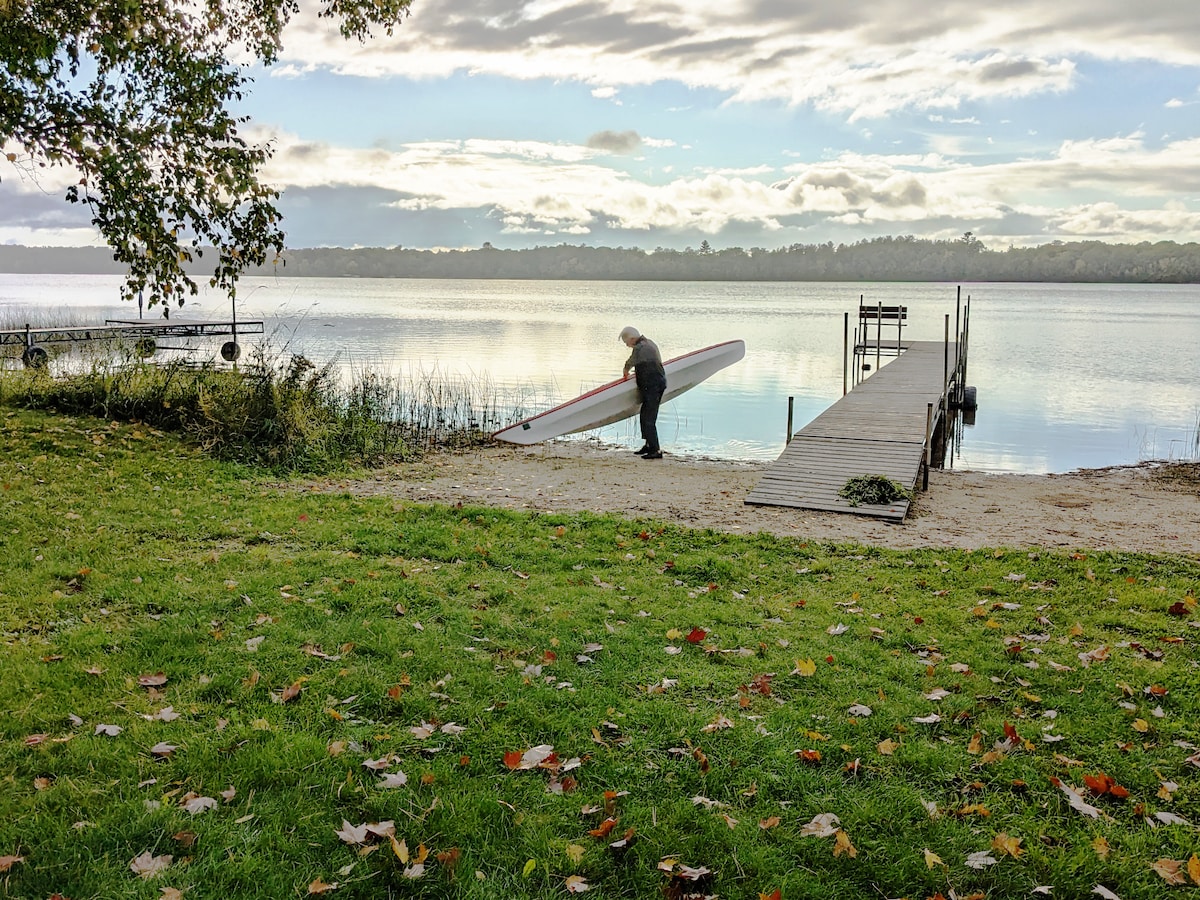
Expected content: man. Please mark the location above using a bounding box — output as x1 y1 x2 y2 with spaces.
619 326 667 459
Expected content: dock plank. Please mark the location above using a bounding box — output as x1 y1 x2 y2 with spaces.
745 341 953 522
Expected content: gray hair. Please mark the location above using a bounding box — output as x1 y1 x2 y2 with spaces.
618 326 640 342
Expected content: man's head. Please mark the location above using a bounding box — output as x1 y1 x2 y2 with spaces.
619 325 640 346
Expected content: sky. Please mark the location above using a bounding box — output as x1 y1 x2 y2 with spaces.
4 0 1200 253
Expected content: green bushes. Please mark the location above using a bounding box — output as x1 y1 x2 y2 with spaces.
0 348 505 471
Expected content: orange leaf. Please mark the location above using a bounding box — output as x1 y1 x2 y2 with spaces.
588 817 619 839
502 750 523 769
759 891 782 900
759 816 781 830
307 877 338 894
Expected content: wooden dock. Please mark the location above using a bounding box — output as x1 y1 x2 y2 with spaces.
745 340 956 522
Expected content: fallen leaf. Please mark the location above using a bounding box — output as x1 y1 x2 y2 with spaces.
307 877 338 894
335 821 369 845
992 832 1024 858
924 848 943 868
130 851 173 879
1050 777 1111 820
564 874 590 893
138 672 168 687
0 856 24 872
1152 859 1186 885
565 844 586 864
799 813 840 838
792 658 816 677
965 851 998 869
832 830 856 858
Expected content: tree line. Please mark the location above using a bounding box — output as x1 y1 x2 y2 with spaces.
3 234 1200 283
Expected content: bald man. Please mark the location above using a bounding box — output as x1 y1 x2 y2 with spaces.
619 326 667 459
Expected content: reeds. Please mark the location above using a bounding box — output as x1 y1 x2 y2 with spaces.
0 343 551 471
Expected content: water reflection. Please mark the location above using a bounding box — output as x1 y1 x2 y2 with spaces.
2 274 1198 473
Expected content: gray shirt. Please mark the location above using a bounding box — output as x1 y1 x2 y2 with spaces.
624 336 667 391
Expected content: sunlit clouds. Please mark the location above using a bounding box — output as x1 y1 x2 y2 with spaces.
4 0 1200 249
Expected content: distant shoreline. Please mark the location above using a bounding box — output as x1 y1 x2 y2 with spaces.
3 237 1200 284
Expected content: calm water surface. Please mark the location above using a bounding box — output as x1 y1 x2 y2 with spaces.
2 274 1198 474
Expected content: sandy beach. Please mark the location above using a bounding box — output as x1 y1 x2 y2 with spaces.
311 440 1200 554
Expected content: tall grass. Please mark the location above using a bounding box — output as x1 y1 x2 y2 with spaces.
0 345 546 471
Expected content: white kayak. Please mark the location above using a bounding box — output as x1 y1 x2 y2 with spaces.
492 339 746 445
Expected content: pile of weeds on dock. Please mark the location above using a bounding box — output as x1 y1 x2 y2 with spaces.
2 408 1199 900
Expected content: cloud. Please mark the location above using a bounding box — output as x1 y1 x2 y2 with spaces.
585 130 643 154
272 1 1200 118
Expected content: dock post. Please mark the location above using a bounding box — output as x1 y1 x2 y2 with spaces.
875 301 882 373
943 314 950 391
924 403 933 490
786 396 794 444
843 312 849 396
954 288 962 404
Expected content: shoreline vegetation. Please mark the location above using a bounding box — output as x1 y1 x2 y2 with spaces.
4 235 1200 283
2 406 1200 900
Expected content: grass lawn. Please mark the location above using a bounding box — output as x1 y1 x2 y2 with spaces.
2 408 1198 899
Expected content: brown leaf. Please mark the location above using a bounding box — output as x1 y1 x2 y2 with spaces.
280 680 304 702
138 672 168 687
0 856 24 872
307 877 339 894
759 816 781 830
1152 859 1187 885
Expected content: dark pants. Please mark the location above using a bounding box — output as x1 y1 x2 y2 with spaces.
639 382 665 452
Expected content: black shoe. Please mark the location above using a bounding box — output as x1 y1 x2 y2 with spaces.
634 444 651 455
641 451 663 460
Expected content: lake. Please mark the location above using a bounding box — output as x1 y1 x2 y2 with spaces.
2 273 1198 474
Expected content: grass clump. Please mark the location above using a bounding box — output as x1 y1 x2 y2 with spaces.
2 407 1199 900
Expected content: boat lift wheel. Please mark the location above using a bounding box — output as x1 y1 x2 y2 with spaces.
220 341 241 362
134 337 157 359
21 345 49 369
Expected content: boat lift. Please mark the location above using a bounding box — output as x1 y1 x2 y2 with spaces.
1 317 264 368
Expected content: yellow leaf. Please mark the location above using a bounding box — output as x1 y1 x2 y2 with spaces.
991 832 1024 858
832 830 857 858
793 658 816 677
1188 854 1200 885
565 844 585 864
1069 622 1084 636
522 859 537 878
666 628 682 640
967 732 982 754
876 738 898 755
923 848 943 869
1092 837 1111 859
1132 718 1150 733
390 835 408 864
